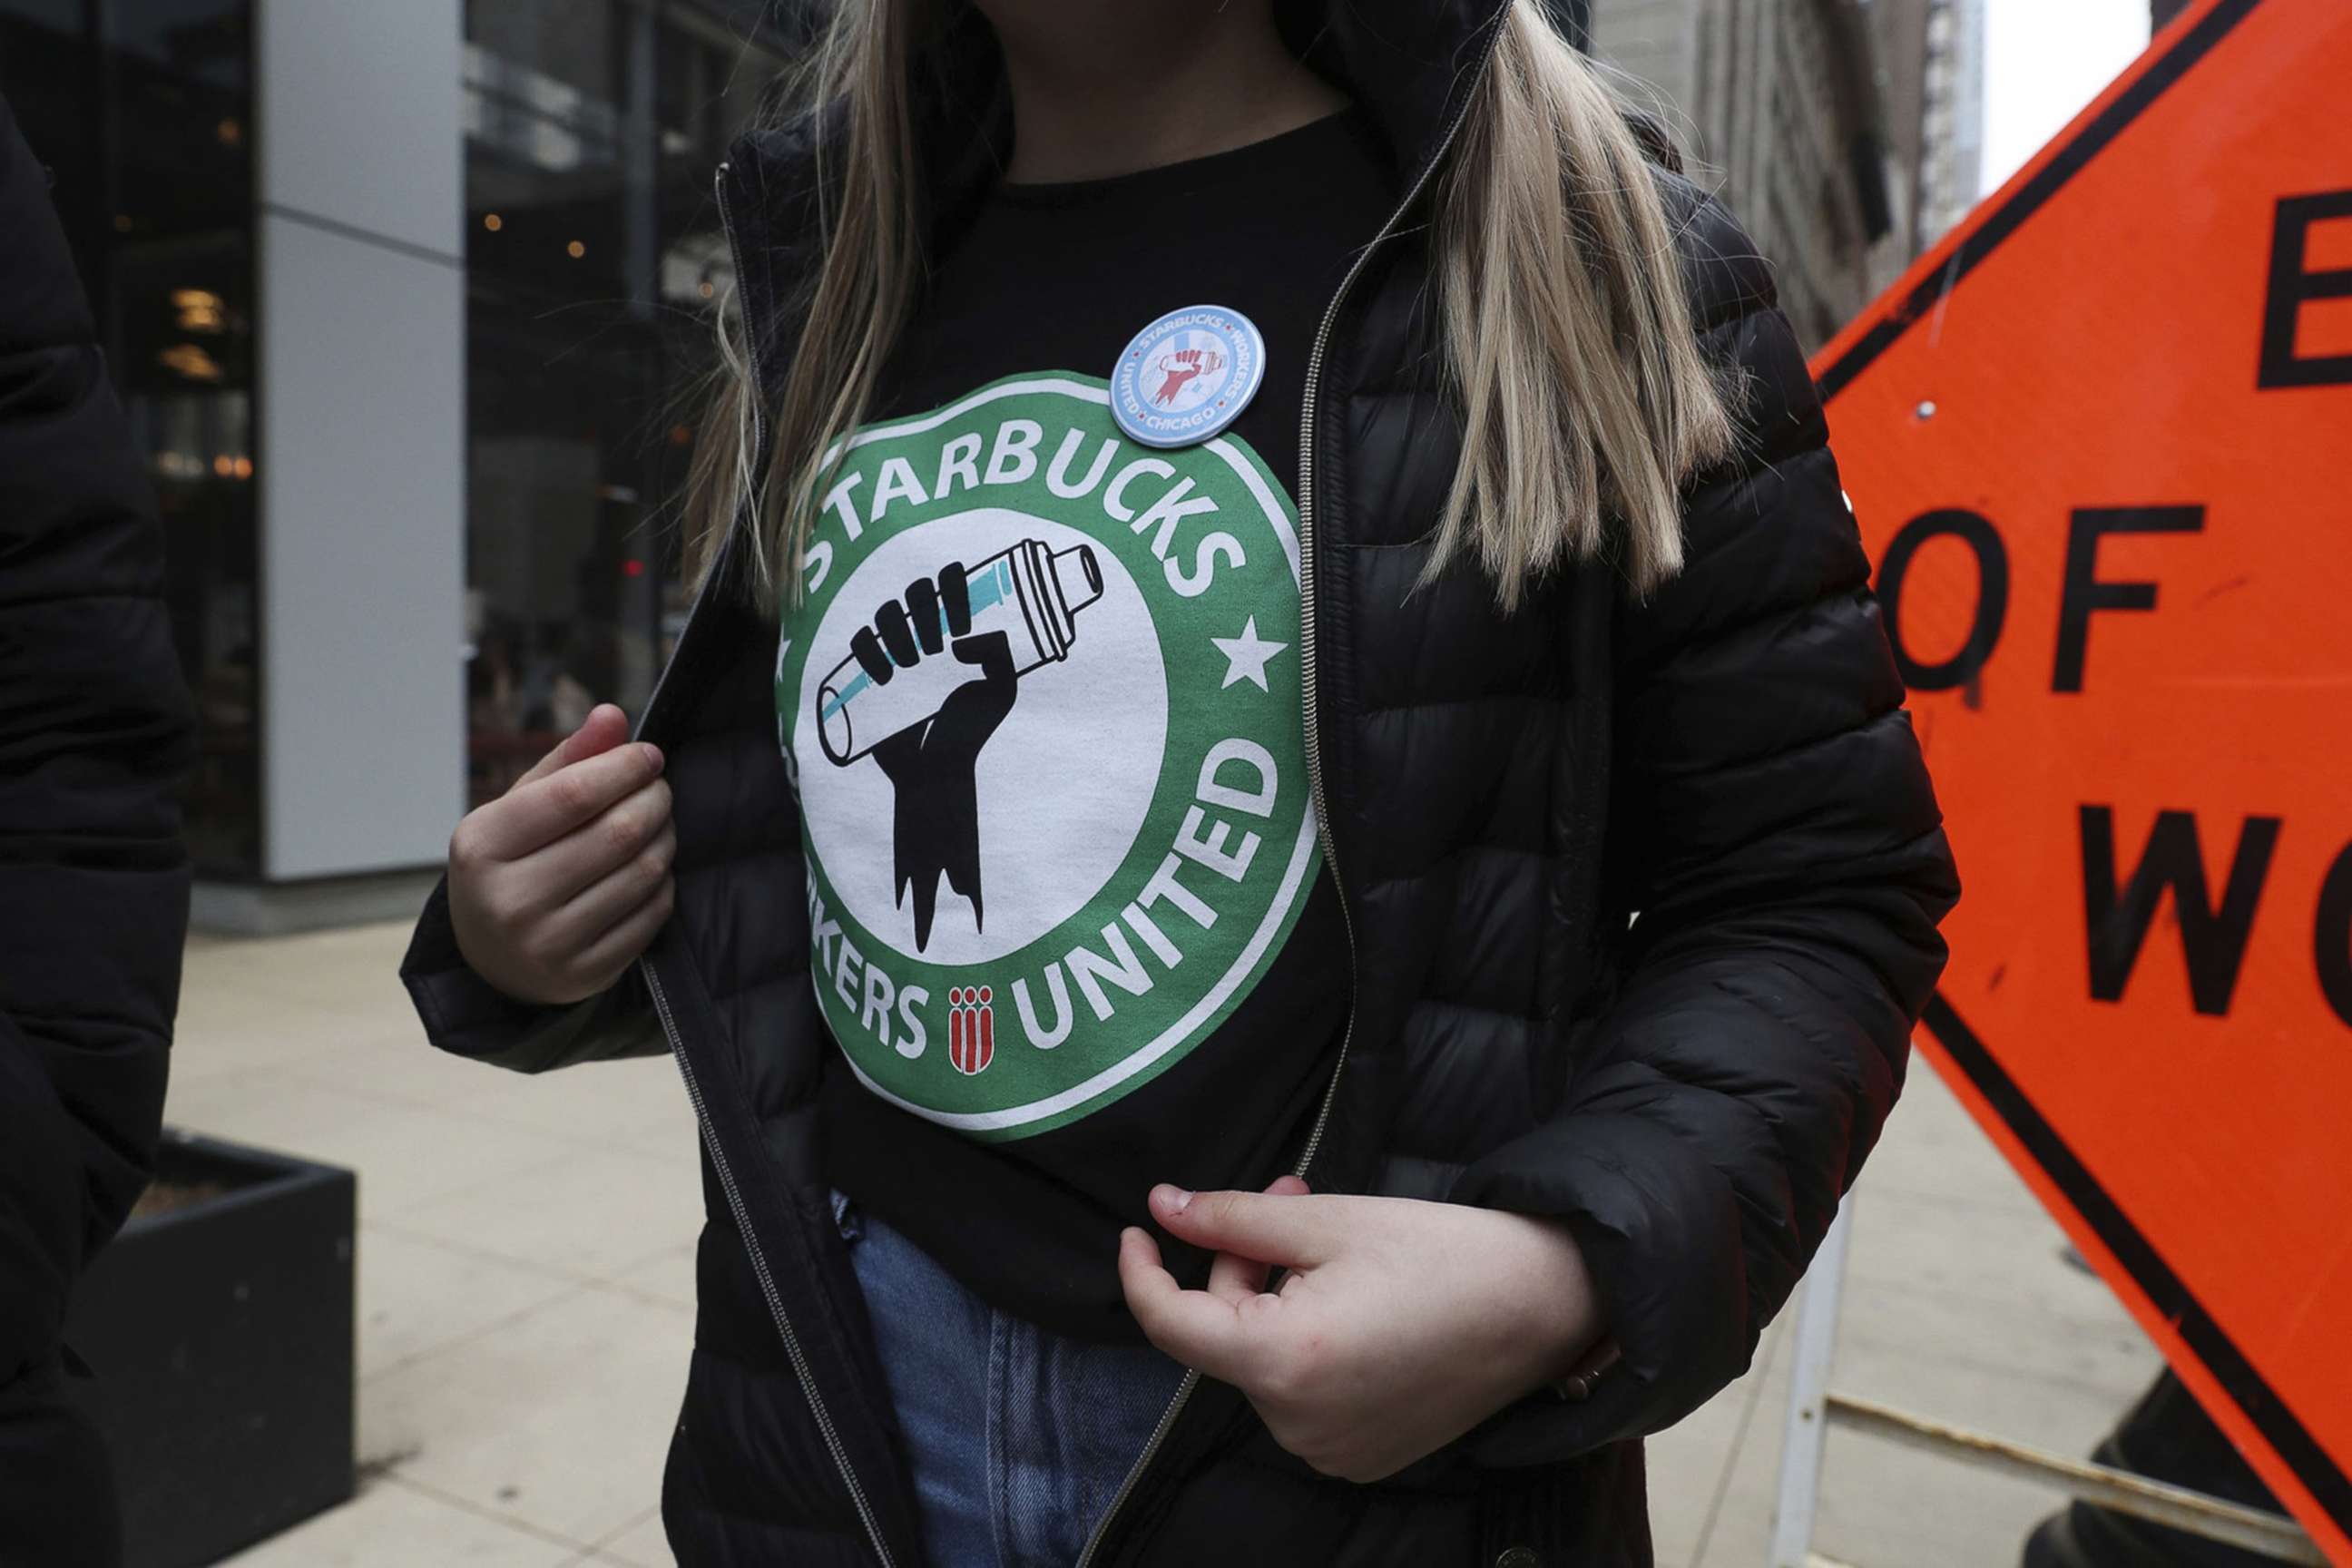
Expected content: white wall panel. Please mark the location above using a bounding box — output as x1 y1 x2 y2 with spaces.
256 1 466 878
258 0 464 259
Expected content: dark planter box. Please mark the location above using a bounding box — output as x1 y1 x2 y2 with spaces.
64 1129 356 1568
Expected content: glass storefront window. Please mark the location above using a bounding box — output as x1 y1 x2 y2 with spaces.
460 0 783 805
7 0 789 857
2 0 263 876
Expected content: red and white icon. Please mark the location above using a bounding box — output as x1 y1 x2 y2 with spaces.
948 985 995 1075
1153 347 1224 406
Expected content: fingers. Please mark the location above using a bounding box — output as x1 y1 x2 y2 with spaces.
905 576 944 656
569 873 676 987
544 820 676 950
1150 1183 1334 1269
1205 1174 1310 1305
517 703 632 787
523 777 674 905
941 562 972 636
468 740 667 862
1202 1247 1266 1305
1118 1227 1262 1387
849 625 893 685
876 598 917 666
951 629 1014 674
856 573 966 680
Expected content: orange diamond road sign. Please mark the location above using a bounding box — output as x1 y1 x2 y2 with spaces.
1814 0 2352 1554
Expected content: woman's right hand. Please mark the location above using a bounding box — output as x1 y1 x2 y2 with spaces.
448 703 676 1005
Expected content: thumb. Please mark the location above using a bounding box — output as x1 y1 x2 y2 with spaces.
1204 1174 1310 1302
518 703 632 785
951 632 1012 673
1150 1183 1333 1268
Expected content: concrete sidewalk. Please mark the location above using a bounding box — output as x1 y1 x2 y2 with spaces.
162 921 2158 1567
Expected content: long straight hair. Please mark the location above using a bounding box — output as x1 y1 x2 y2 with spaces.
684 0 1734 611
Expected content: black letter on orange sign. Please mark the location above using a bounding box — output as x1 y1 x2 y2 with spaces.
1876 509 2009 696
2053 507 2204 694
2080 806 2281 1017
2259 191 2352 391
2316 840 2352 1029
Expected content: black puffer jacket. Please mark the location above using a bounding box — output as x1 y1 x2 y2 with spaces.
1 93 195 1565
401 4 1959 1563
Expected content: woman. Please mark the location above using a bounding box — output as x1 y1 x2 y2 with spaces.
402 1 1958 1563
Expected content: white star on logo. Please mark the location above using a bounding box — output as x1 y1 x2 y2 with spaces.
1211 616 1288 691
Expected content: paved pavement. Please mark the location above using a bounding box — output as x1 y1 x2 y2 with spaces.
163 920 2159 1567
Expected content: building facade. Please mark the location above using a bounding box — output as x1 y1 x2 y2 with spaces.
3 0 784 926
1908 0 1986 249
1589 0 1895 348
1586 0 1981 348
5 0 1975 926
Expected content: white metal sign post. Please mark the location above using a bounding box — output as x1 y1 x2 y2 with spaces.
1764 1197 2320 1567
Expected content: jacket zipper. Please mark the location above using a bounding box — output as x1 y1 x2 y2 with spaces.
1073 24 1507 1563
643 965 897 1568
631 166 898 1568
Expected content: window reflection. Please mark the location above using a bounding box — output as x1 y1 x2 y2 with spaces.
1 0 263 876
5 0 793 856
461 0 783 804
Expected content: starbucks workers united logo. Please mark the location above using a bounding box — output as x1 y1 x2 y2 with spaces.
777 373 1320 1140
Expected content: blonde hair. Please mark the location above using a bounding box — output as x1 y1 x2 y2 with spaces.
687 0 1733 611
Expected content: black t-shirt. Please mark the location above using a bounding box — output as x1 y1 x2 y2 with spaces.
777 109 1396 1341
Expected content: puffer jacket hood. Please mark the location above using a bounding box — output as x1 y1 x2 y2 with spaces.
402 4 1960 1564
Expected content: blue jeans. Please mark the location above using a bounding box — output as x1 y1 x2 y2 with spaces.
835 1195 1189 1568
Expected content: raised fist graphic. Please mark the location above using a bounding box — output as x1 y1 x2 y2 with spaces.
1154 347 1222 406
848 564 1019 951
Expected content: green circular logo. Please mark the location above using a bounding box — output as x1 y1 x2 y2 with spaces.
776 374 1320 1140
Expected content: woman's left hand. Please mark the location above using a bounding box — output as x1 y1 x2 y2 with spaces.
1116 1181 1603 1483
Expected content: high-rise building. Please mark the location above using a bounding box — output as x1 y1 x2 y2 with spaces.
1913 0 1987 244
1587 0 1896 348
1586 0 1984 348
1868 0 1935 272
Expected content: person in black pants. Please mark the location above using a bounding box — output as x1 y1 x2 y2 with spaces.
0 94 197 1568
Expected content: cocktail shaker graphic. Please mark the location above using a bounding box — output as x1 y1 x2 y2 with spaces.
816 537 1102 764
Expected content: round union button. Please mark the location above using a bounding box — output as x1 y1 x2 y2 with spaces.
1109 303 1267 449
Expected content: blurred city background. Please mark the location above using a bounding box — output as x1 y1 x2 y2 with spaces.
1 1 2208 1565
